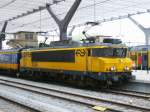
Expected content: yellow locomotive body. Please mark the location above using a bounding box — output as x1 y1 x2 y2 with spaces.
20 44 132 82
20 47 87 72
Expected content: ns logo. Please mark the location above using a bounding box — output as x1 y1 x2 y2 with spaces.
75 49 86 56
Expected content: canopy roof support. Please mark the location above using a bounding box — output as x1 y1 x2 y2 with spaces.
129 17 150 45
46 0 82 40
0 21 8 49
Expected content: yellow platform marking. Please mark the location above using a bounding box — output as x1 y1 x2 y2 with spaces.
92 106 107 111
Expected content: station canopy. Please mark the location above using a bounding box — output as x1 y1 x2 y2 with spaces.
0 0 150 33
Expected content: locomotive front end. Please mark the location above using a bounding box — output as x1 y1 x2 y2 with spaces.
89 46 133 82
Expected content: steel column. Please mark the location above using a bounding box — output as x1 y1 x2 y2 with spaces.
0 21 8 49
46 0 82 40
129 17 150 45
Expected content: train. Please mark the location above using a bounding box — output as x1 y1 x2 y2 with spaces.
0 40 133 86
128 46 150 70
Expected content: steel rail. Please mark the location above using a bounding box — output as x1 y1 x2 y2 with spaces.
111 87 150 95
101 89 150 99
0 95 40 112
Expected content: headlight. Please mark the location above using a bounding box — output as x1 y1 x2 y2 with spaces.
110 66 116 71
132 63 136 68
125 66 129 71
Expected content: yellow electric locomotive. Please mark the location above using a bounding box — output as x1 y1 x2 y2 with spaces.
20 41 132 85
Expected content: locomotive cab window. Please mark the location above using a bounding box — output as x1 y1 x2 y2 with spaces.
92 48 127 57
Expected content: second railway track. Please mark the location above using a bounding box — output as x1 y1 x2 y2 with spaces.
0 76 149 112
102 88 150 99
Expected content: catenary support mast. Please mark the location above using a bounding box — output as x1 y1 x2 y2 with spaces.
46 0 82 41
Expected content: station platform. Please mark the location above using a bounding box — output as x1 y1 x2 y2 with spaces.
132 70 150 82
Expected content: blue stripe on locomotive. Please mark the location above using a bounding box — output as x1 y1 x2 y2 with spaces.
0 53 19 64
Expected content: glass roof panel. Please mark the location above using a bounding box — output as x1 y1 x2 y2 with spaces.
0 0 149 33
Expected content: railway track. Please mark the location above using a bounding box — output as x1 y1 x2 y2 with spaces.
102 88 150 100
0 77 149 112
0 78 120 112
112 87 150 95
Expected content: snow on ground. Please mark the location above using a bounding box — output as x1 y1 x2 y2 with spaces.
132 70 150 81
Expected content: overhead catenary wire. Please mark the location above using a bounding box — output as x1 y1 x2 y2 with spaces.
39 9 42 32
93 0 96 22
